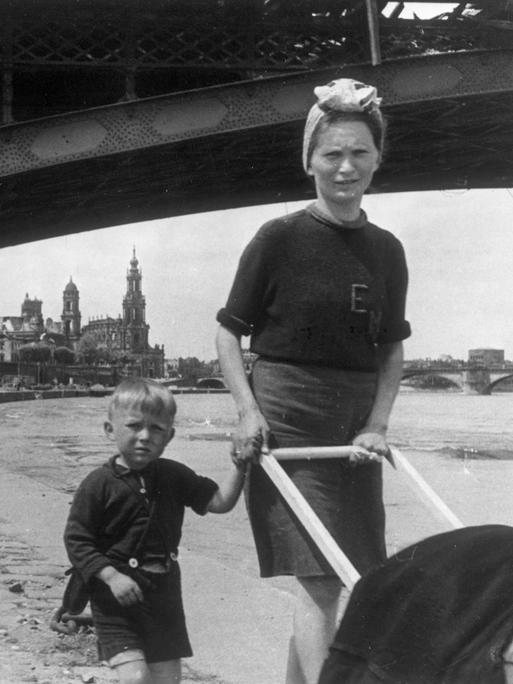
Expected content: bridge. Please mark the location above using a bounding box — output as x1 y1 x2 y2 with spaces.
1 1 513 247
176 367 513 395
402 366 513 395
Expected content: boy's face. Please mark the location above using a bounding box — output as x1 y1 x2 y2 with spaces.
104 404 175 471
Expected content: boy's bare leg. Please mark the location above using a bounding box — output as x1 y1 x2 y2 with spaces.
113 657 181 684
113 659 153 684
149 659 181 683
285 576 342 684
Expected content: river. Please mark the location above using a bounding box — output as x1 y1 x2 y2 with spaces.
1 390 513 589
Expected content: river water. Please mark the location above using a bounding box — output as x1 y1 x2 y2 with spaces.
2 390 513 586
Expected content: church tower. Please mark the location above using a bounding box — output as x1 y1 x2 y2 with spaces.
62 277 81 344
122 248 149 353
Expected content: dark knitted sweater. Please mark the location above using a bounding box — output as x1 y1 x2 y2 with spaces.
64 456 218 583
217 206 410 371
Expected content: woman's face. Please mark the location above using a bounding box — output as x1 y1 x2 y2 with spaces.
307 119 380 212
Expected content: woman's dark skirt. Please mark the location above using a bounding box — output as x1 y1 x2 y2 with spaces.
246 358 386 578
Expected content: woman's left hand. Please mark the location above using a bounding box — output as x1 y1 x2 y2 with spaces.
230 429 263 469
352 431 389 459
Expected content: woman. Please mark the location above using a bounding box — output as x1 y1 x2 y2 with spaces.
216 78 410 684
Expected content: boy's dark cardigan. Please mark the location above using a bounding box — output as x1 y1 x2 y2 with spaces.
64 456 218 583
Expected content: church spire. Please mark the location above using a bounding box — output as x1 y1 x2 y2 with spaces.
123 249 148 352
130 245 138 269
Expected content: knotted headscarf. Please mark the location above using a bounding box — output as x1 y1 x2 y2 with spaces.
302 78 383 172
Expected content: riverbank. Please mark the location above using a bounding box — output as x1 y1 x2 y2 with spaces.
0 388 89 403
0 386 230 403
1 393 513 682
4 444 513 683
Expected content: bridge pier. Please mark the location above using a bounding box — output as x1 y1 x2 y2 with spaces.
461 370 491 395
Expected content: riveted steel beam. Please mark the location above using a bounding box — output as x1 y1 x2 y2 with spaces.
1 49 513 246
1 50 513 180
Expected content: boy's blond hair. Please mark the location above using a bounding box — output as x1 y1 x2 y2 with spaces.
108 378 176 421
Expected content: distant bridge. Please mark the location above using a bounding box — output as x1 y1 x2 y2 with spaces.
177 368 513 395
402 366 513 395
196 377 226 390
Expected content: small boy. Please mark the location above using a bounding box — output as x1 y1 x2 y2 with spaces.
64 378 249 684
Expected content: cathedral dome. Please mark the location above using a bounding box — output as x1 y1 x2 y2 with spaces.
64 277 78 292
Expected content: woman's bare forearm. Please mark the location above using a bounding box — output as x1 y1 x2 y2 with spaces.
216 325 260 416
363 341 404 434
216 324 270 450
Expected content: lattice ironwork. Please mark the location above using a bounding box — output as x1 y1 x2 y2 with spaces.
2 1 513 126
4 2 513 72
6 13 370 71
11 20 125 66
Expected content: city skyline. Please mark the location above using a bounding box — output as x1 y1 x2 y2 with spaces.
1 187 513 362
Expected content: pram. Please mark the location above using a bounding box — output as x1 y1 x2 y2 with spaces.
264 447 513 684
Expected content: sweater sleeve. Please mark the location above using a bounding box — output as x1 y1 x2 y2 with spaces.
377 236 411 344
216 227 272 336
162 460 219 516
64 472 113 584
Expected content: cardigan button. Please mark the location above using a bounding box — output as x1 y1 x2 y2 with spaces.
169 552 178 562
128 558 139 568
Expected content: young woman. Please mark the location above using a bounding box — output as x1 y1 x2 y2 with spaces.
216 78 411 684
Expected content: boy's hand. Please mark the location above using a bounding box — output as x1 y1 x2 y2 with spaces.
233 409 269 464
98 567 143 606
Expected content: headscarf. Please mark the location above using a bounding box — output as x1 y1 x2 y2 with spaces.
302 78 383 172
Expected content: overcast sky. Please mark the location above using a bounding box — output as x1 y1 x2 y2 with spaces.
2 187 512 362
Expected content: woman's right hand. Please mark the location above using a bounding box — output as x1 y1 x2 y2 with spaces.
233 408 270 464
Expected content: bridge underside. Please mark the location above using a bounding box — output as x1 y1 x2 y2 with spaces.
1 0 513 247
2 68 513 247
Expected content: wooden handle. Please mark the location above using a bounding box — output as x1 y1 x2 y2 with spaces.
259 446 463 590
270 445 376 461
390 447 464 530
260 452 361 589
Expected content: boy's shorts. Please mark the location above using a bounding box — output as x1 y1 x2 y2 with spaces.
89 564 192 664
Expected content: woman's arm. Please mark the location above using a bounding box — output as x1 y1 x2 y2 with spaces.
352 340 404 455
216 324 269 453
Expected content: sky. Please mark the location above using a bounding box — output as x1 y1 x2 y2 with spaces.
2 187 513 362
384 3 459 18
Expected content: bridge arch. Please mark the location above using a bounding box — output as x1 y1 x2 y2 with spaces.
196 377 226 390
488 373 513 394
401 370 463 391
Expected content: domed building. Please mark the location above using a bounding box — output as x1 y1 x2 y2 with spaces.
0 293 46 362
61 277 81 343
0 250 164 378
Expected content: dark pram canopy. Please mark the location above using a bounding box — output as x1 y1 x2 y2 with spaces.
320 525 513 684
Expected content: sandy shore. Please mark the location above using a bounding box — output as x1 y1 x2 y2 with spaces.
1 412 513 683
0 462 296 684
